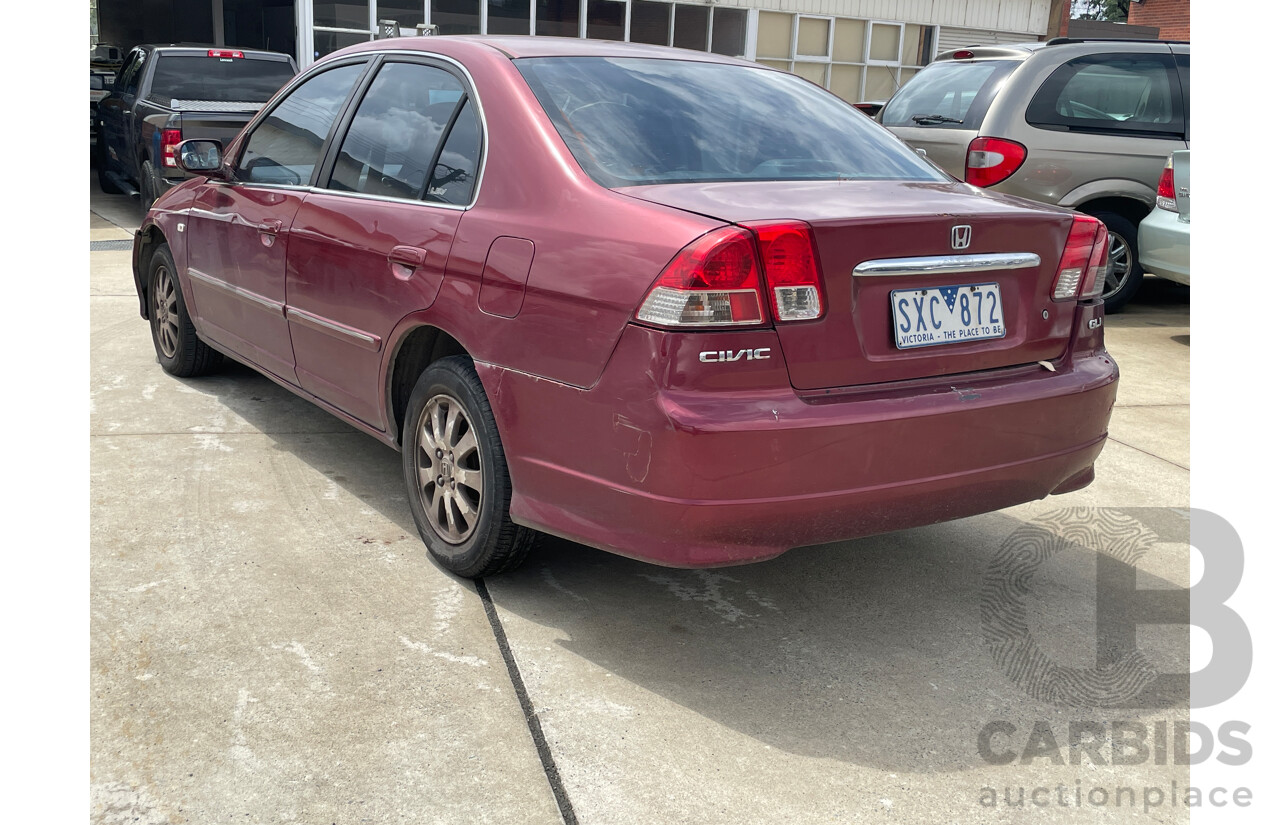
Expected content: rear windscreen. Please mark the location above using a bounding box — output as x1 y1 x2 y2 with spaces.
148 55 296 103
517 57 947 188
880 60 1017 128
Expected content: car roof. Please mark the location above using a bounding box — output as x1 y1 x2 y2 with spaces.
333 35 757 66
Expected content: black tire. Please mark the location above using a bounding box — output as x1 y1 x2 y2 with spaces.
402 356 535 578
139 159 158 210
1087 210 1143 314
96 136 122 194
147 244 222 377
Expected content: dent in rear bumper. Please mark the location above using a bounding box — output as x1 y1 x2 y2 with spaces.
480 325 1119 567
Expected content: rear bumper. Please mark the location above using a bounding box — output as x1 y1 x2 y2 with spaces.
481 320 1118 567
1138 208 1190 285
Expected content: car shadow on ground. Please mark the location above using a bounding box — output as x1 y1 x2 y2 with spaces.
190 359 1191 776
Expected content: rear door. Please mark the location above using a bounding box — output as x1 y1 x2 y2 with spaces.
183 60 369 382
285 58 483 428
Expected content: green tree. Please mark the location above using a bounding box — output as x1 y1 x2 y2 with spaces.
1075 0 1131 22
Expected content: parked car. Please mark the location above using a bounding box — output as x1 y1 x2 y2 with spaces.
90 70 114 151
1138 151 1190 286
133 37 1118 578
96 44 296 207
879 38 1190 313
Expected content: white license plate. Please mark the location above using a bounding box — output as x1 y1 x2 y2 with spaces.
891 283 1006 349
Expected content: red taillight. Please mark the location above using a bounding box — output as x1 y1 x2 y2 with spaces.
1155 159 1177 212
1053 215 1107 302
161 128 183 168
208 49 244 59
745 221 825 321
953 50 974 59
636 227 766 327
1079 223 1110 300
965 136 1027 188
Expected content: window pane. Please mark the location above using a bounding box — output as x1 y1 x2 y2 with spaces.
537 0 580 37
315 1 370 28
881 59 1018 128
586 0 624 41
710 8 746 56
239 63 364 185
328 63 464 199
488 0 529 35
832 18 864 63
630 1 670 46
829 64 863 103
519 57 945 186
902 24 924 66
755 12 791 59
377 0 425 29
792 61 826 86
863 64 898 100
672 5 708 51
1050 59 1174 123
434 0 481 35
869 23 900 62
429 98 482 205
148 56 296 104
755 59 791 72
796 17 829 58
314 30 372 60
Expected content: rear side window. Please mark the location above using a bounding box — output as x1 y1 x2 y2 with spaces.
428 98 482 206
237 63 365 186
880 60 1018 128
517 57 945 187
327 62 474 202
148 55 296 104
1026 53 1184 138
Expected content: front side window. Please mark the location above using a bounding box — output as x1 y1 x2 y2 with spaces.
1026 53 1183 137
237 63 365 186
327 62 468 200
518 56 945 188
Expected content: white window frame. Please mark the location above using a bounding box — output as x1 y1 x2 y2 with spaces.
865 19 905 66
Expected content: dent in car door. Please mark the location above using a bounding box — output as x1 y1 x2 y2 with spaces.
182 61 367 383
285 61 481 428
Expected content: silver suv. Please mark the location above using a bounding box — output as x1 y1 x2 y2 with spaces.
879 38 1190 312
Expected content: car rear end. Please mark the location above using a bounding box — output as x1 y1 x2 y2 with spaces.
146 48 297 194
494 52 1119 567
878 46 1031 183
1138 151 1190 285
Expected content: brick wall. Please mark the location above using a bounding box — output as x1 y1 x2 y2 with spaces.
1128 0 1191 41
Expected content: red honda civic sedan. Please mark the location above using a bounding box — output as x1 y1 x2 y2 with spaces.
132 36 1118 578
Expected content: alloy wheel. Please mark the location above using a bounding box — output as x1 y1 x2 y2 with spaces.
415 394 483 544
1100 230 1134 300
152 264 180 359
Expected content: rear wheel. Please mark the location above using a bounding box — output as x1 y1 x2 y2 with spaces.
140 159 159 209
148 244 222 377
402 356 535 578
96 136 122 194
1087 210 1143 314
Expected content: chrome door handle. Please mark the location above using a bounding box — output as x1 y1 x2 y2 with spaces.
388 245 427 268
256 218 283 234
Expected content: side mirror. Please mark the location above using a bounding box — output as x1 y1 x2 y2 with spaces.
90 75 105 91
175 139 227 178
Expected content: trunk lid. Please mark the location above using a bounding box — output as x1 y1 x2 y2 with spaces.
624 180 1078 390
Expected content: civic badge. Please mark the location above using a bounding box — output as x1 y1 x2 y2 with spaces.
951 225 972 250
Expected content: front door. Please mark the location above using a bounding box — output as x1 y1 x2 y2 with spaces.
285 59 484 428
182 60 368 382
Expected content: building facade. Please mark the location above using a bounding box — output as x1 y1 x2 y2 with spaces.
95 0 1056 105
1127 0 1189 41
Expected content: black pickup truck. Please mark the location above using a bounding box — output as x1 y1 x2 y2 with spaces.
96 44 296 206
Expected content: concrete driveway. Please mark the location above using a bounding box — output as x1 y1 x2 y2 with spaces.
91 179 1192 824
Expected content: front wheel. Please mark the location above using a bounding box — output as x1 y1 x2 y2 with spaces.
148 244 222 377
402 356 535 578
